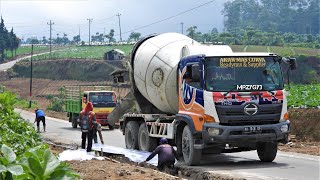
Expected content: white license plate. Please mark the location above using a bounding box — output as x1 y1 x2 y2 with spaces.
244 126 262 133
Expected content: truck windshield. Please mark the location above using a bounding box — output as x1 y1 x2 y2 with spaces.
89 92 116 107
205 56 283 92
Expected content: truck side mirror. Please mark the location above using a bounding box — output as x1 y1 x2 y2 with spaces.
191 64 200 82
289 58 297 70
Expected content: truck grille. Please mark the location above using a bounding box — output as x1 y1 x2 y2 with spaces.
216 104 282 126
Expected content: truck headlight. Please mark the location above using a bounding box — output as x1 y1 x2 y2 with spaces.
208 128 220 136
280 124 289 132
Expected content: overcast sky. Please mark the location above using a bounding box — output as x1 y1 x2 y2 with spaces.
0 0 229 41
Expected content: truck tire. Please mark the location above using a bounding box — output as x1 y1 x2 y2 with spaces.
72 116 78 128
257 142 278 162
125 121 139 149
138 123 157 151
182 126 202 165
108 124 114 130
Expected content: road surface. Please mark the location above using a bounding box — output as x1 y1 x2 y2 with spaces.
16 109 320 180
0 51 55 71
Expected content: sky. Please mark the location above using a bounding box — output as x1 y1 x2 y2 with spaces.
0 0 229 42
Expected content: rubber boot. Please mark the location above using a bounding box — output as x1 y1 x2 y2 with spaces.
43 125 46 132
37 126 40 133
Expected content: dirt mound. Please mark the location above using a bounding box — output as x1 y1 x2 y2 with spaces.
289 108 320 141
10 59 128 82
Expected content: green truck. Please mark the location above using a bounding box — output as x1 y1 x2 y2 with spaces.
65 85 117 129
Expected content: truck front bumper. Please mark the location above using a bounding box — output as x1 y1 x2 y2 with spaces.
97 119 109 125
199 120 290 147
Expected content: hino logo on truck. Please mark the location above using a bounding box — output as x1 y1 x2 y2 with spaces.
244 103 258 115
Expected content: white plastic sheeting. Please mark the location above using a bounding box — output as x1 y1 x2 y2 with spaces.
92 143 158 166
58 149 105 161
58 143 158 166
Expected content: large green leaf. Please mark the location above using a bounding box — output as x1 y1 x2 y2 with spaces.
7 164 23 176
0 165 6 173
43 149 60 177
1 144 16 163
28 157 44 177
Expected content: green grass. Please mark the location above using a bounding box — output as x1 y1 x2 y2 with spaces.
246 45 268 52
229 45 246 52
5 46 49 59
31 45 133 61
230 45 319 57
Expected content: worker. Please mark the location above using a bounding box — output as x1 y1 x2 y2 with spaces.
34 108 46 133
79 102 97 152
144 138 179 171
93 122 104 144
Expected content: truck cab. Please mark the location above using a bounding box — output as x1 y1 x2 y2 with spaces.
82 91 117 127
65 86 117 129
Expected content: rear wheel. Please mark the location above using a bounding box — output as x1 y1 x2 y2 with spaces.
125 121 139 149
257 142 278 162
108 124 114 130
138 123 157 151
182 126 202 165
71 115 78 128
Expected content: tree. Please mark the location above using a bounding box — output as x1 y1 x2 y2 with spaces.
186 26 197 39
105 29 115 43
42 36 48 44
0 17 9 61
128 32 141 41
73 35 81 44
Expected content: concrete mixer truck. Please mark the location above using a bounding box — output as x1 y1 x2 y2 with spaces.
116 32 296 165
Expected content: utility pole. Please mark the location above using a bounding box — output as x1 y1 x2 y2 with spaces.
181 22 184 34
47 20 54 55
116 13 122 42
29 45 34 108
87 18 93 45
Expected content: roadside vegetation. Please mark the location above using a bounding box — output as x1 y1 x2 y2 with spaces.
0 90 78 179
287 84 320 108
4 46 49 59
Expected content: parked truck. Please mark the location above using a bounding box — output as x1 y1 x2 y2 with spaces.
65 85 117 129
115 33 296 165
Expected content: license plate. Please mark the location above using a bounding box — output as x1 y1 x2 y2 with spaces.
244 126 262 133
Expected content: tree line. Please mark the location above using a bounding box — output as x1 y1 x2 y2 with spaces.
0 17 20 62
223 0 319 35
186 26 320 48
25 29 141 45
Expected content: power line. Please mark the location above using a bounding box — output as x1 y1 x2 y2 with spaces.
116 0 215 36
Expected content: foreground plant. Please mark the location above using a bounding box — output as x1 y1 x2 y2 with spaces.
0 144 79 180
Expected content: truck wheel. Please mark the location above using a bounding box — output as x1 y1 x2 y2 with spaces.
108 124 114 130
138 123 157 151
182 126 202 165
71 116 78 128
125 121 139 149
257 142 278 162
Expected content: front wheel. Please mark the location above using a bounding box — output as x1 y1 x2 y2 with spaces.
182 126 202 165
257 142 278 162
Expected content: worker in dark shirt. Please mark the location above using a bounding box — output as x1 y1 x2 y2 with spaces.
144 138 179 171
